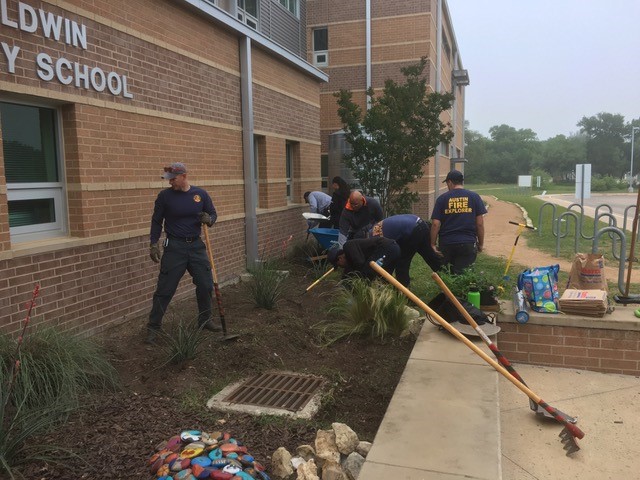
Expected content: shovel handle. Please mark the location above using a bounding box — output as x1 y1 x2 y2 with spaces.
304 267 334 293
370 262 585 439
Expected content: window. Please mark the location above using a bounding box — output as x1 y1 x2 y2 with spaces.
285 141 293 200
237 0 258 29
279 0 298 17
313 27 328 67
321 154 328 190
1 102 66 241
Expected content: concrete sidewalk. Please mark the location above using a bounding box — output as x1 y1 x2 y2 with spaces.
359 310 640 479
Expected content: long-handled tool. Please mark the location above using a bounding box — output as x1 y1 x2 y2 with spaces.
432 272 577 425
203 227 240 342
503 221 537 281
303 267 334 295
370 262 584 455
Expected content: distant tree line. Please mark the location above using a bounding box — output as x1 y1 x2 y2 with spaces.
464 113 640 185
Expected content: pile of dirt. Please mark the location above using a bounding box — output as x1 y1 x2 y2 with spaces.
18 263 416 479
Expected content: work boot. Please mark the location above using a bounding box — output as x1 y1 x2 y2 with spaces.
144 328 159 345
199 320 222 332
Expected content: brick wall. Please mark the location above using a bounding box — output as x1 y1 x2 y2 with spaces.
499 323 640 376
0 0 322 337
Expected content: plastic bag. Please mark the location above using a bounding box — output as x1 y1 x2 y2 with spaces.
517 265 560 313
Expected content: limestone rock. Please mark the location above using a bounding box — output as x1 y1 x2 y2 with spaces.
322 461 347 480
331 423 359 455
296 459 319 480
296 444 316 461
342 452 365 480
315 429 340 465
355 441 372 458
272 446 294 479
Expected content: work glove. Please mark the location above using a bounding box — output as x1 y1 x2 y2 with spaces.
150 243 161 263
198 211 214 227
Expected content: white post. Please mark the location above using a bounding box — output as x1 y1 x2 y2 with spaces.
630 126 639 192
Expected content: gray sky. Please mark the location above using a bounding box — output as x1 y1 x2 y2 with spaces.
446 1 640 140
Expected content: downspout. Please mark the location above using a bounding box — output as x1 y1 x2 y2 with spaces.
452 51 458 165
435 0 442 198
365 0 372 110
240 36 258 268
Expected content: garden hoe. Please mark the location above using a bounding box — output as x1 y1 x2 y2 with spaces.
303 267 334 295
203 227 240 342
432 272 577 425
370 262 584 456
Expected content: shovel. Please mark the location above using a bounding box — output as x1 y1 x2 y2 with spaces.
203 226 240 342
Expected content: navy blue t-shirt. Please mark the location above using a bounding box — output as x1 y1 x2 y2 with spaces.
431 189 486 245
150 186 217 244
375 214 419 240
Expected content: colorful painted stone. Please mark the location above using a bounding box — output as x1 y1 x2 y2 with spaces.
191 456 212 467
191 463 217 479
165 435 183 452
181 430 202 442
170 457 191 471
210 471 234 480
211 458 230 469
220 443 247 455
240 455 254 465
201 432 219 446
149 456 164 474
234 471 256 480
180 442 205 459
256 471 271 480
156 464 170 477
208 448 223 461
164 453 179 465
174 469 195 480
157 476 173 480
222 463 241 475
226 452 239 460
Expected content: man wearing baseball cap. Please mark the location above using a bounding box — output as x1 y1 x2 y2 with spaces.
146 162 219 344
430 170 487 274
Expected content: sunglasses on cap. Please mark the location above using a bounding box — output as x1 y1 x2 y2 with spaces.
163 167 186 174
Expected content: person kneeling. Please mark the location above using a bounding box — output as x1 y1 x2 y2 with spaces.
327 237 400 280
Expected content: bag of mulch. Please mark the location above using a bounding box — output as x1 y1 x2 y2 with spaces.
566 253 607 292
517 264 560 313
427 293 490 325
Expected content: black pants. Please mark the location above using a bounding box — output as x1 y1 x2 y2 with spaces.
440 242 477 275
148 237 213 330
395 220 443 287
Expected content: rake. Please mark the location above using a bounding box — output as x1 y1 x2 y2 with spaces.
431 272 577 425
370 261 584 456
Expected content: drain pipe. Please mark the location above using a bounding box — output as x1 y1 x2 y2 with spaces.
434 0 442 198
366 0 372 110
240 36 258 268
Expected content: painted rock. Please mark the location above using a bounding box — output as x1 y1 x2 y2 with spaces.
222 463 241 475
180 442 205 459
191 455 212 467
149 449 172 465
170 457 191 471
164 453 179 465
191 464 216 479
256 471 271 480
233 472 256 480
149 457 164 474
201 432 219 446
211 471 234 480
174 469 196 480
165 435 183 452
242 468 259 479
181 430 202 442
208 449 223 461
220 443 247 455
210 458 230 469
158 476 173 480
240 455 254 465
252 461 265 472
226 452 239 460
156 464 170 477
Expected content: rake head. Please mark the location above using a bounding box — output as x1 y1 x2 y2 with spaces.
559 426 581 455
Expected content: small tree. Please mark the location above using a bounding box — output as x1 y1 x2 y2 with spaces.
335 57 454 214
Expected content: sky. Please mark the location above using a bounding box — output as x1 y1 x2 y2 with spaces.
446 1 640 141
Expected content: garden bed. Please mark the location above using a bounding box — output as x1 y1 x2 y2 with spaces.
17 263 416 479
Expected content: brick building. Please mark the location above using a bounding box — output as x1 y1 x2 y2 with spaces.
0 0 326 336
306 0 468 217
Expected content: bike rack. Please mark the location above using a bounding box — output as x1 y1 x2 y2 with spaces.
592 226 627 296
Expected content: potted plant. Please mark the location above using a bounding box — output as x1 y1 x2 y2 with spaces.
437 266 500 308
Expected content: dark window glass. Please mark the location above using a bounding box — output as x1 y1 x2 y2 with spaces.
1 103 58 183
314 28 328 51
8 198 56 227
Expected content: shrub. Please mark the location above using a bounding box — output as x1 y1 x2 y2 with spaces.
160 319 207 366
247 260 287 309
315 278 410 345
436 265 500 300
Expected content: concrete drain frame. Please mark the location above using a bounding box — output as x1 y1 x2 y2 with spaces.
206 371 327 419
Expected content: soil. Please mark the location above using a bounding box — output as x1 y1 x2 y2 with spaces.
17 261 416 479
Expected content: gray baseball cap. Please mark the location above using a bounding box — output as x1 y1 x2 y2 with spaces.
162 162 188 179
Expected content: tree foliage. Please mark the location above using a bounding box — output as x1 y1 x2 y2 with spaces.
334 58 454 214
577 113 627 177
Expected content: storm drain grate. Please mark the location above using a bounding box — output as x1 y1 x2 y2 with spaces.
223 372 325 412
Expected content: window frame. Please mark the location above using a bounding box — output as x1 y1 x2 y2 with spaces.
278 0 299 18
237 0 259 29
1 99 68 242
285 141 293 201
312 27 328 67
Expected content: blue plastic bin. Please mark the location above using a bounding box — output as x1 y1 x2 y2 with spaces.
309 228 339 250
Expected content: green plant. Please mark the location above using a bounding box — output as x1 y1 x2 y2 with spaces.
247 260 287 309
436 265 501 300
160 319 206 366
315 279 410 345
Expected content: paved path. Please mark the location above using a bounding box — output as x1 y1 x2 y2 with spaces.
481 195 640 287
